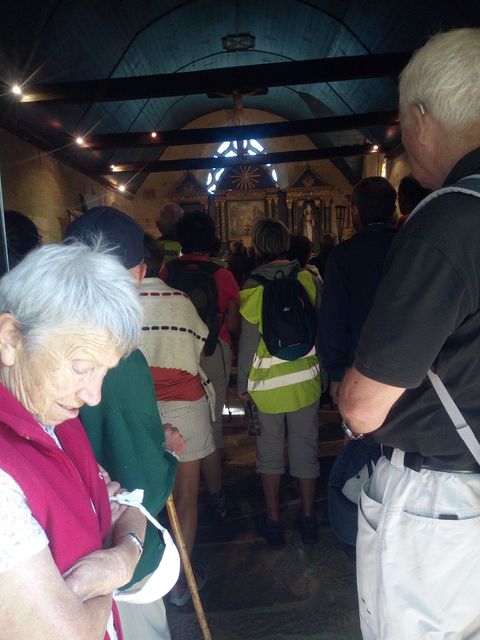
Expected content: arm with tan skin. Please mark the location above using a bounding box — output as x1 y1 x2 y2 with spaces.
226 297 240 334
0 548 113 640
63 470 147 602
339 366 405 434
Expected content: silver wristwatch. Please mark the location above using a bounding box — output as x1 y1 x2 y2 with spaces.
341 420 365 440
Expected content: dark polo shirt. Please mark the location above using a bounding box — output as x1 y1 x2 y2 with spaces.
355 147 480 470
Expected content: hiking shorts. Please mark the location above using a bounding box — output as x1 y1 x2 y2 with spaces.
256 399 320 478
157 396 215 463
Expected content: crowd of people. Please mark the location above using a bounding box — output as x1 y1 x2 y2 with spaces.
0 26 480 640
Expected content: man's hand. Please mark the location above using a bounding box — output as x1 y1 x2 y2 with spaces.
163 423 185 458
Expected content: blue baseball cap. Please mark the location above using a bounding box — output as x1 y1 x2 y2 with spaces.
65 206 144 269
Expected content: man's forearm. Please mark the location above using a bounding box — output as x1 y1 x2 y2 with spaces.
339 366 405 434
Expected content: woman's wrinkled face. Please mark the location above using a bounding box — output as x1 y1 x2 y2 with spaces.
8 329 121 426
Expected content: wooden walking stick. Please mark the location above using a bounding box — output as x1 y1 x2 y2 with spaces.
166 495 213 640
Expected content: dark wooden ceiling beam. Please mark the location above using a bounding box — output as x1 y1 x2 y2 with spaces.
106 144 375 174
82 110 398 149
17 52 411 105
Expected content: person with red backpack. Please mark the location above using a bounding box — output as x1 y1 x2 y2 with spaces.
237 218 322 547
160 211 240 521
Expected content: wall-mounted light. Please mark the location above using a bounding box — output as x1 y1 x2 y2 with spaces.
150 131 157 139
75 136 84 145
11 84 22 96
110 164 117 171
118 184 126 192
371 144 380 152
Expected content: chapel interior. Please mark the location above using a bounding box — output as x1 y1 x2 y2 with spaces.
0 2 478 638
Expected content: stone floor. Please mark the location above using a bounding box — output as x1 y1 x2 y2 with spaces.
164 407 362 640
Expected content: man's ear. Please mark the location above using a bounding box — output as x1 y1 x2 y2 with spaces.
409 104 432 146
129 261 147 288
0 314 23 366
352 205 363 231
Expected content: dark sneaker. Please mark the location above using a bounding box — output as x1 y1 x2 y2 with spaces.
169 564 207 607
208 488 227 521
259 517 285 548
296 511 319 544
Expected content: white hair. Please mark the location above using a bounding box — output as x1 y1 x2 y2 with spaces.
0 241 142 355
399 28 480 129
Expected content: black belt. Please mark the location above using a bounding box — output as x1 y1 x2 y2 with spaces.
381 445 480 474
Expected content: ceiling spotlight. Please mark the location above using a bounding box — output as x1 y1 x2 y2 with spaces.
11 84 22 96
371 144 380 152
75 136 84 145
150 131 158 139
118 184 126 192
110 164 117 171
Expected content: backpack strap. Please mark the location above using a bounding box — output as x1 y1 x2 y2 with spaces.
407 174 480 224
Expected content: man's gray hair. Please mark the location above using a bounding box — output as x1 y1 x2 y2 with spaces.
399 28 480 129
0 241 142 354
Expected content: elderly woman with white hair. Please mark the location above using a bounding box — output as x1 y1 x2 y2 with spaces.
0 241 146 640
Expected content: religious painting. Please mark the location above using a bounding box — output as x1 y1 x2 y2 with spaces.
226 200 265 247
293 199 323 251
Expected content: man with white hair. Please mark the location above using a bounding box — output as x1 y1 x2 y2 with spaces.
339 29 480 639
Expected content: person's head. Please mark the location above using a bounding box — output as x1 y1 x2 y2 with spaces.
156 202 184 238
251 218 290 263
397 176 432 216
144 233 165 277
287 235 312 268
399 28 480 189
176 210 216 254
319 233 337 252
0 241 141 425
64 206 147 287
229 240 246 256
351 177 397 229
5 210 41 268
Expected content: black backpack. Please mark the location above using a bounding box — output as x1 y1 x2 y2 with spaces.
166 259 221 356
252 267 317 361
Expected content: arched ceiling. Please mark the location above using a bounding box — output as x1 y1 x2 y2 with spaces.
0 0 478 193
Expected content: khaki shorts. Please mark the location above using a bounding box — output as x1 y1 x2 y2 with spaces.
157 396 215 462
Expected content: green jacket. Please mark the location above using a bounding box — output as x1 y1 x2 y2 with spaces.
80 349 178 588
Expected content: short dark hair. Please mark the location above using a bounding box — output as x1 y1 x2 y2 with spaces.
398 176 432 215
176 210 216 253
351 177 397 226
251 218 290 262
287 235 312 268
144 233 165 277
5 210 41 268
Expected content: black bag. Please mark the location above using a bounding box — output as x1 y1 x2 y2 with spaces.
252 267 317 361
328 438 381 546
166 259 221 356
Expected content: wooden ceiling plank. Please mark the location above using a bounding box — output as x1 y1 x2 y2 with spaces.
106 144 375 173
83 110 398 149
18 52 411 105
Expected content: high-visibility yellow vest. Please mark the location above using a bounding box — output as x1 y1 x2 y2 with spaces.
160 239 182 263
240 269 321 414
